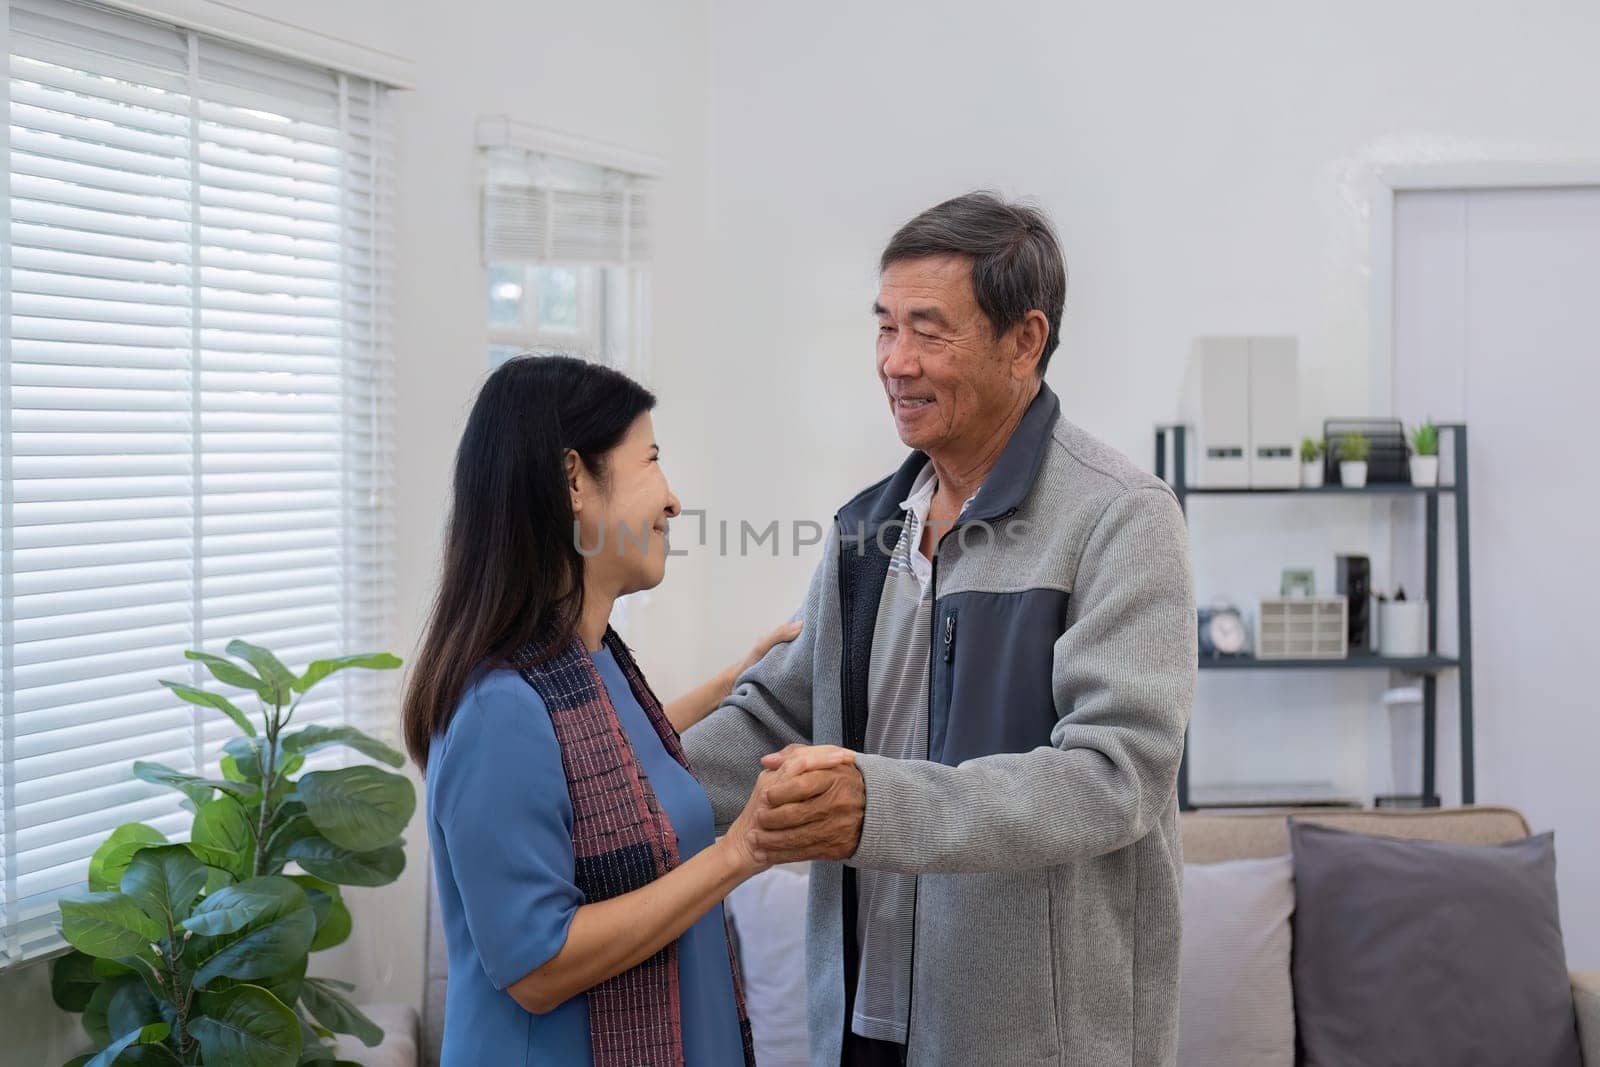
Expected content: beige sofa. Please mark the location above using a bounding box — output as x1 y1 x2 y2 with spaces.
1180 805 1599 1064
385 805 1596 1066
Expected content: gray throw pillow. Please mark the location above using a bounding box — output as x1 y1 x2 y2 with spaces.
1289 822 1582 1067
1179 855 1296 1067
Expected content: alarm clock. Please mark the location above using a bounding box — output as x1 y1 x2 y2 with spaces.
1198 604 1249 657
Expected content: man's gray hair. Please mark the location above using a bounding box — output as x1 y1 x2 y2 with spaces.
880 191 1067 375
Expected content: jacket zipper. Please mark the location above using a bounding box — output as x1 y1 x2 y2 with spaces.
908 525 955 1059
908 507 1011 1059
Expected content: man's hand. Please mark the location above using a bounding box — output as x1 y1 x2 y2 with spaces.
748 744 866 864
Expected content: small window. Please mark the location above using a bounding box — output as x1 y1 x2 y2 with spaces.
479 141 654 378
487 263 606 363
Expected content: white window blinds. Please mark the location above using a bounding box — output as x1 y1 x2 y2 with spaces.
481 147 654 266
1 0 395 965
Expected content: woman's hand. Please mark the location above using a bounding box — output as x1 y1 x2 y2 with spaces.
662 618 805 734
733 619 803 682
718 772 778 879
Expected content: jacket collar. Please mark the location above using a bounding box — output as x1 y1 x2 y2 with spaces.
837 382 1062 533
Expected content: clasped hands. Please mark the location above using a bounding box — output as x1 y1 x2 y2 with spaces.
726 743 865 871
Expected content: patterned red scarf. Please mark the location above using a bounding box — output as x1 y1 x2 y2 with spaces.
515 626 755 1067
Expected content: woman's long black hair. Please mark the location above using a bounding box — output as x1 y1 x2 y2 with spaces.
402 354 655 768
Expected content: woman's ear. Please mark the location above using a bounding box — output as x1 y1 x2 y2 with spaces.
564 449 584 514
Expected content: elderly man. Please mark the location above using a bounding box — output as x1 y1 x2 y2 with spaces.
685 192 1195 1067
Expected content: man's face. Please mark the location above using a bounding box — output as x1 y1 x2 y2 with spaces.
874 255 1031 456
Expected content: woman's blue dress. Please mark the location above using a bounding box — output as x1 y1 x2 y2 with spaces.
425 646 745 1065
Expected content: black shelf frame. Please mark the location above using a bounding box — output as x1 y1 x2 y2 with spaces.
1200 653 1460 672
1186 484 1455 497
1155 423 1476 812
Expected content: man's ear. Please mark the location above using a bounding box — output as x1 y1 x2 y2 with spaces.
1010 309 1049 380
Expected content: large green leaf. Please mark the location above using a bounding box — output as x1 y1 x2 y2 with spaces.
223 737 306 787
296 1037 337 1066
210 953 307 1015
287 874 332 927
258 956 308 1010
301 1007 336 1043
191 984 302 1067
297 766 414 851
287 876 351 953
89 824 168 893
51 950 101 1013
221 753 250 783
292 652 401 694
184 877 315 988
281 724 404 768
91 958 135 980
285 837 405 888
83 1022 171 1067
121 845 207 929
105 975 167 1038
187 840 243 883
132 761 254 805
160 679 257 738
81 975 136 1045
226 639 297 706
263 810 318 873
309 894 350 954
181 880 277 938
186 649 271 700
59 893 162 959
299 977 382 1047
193 796 258 882
225 736 269 782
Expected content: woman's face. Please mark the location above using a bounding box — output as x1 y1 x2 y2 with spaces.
570 412 681 597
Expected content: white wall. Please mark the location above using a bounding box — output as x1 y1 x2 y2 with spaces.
699 0 1600 816
0 0 716 1058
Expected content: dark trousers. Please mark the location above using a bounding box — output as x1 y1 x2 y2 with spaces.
843 1032 907 1067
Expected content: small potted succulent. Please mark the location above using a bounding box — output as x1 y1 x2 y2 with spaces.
1300 436 1326 489
1338 431 1371 488
1409 420 1440 487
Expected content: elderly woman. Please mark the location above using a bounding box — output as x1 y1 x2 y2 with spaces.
402 354 847 1066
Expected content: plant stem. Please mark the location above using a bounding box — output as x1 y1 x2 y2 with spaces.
162 922 195 1062
253 697 282 877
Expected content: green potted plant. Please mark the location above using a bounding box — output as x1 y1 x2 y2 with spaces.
1299 436 1326 489
1409 420 1440 487
50 640 408 1067
1338 431 1371 488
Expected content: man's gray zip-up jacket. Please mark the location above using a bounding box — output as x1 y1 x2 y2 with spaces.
685 384 1196 1066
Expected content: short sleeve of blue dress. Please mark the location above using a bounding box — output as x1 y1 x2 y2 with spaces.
426 652 745 1066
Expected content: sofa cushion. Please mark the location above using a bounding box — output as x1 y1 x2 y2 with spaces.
1290 822 1582 1067
1179 855 1295 1067
1180 805 1531 865
727 863 812 1067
